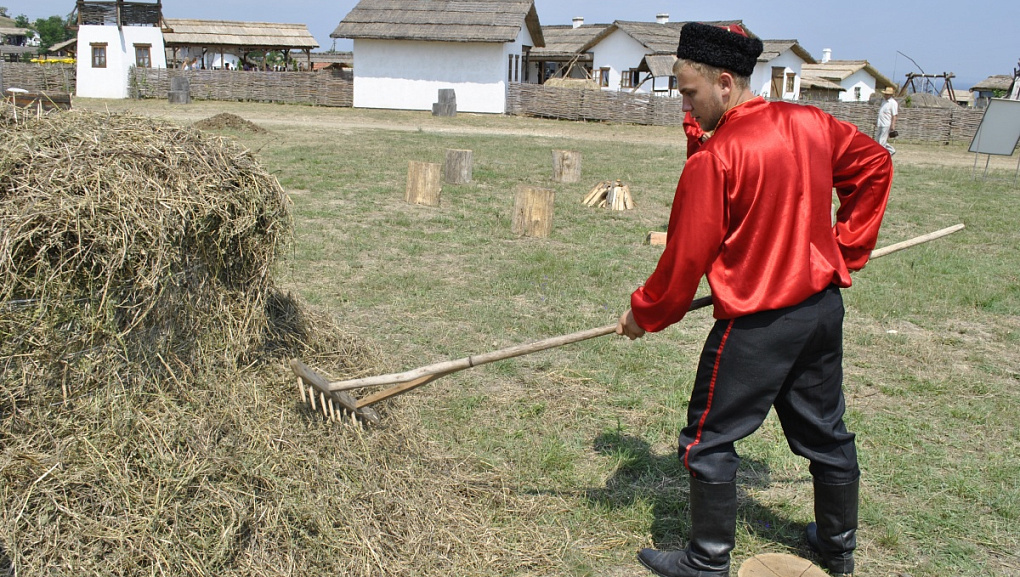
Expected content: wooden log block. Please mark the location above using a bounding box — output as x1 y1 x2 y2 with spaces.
437 88 456 105
405 161 442 206
10 91 72 111
647 231 667 245
432 88 457 116
552 149 582 183
168 90 191 104
443 149 473 184
512 185 555 238
169 75 191 104
737 553 828 577
432 102 457 117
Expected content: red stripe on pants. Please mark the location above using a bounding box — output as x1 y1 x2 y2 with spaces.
684 319 734 474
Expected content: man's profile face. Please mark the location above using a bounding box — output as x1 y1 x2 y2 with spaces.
677 64 727 132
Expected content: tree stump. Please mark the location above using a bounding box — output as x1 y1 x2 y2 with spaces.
168 75 191 104
552 150 582 183
405 161 442 207
737 553 828 577
432 88 457 117
443 149 473 184
511 185 555 238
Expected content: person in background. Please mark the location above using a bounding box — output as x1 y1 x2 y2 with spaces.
616 22 893 577
875 86 899 155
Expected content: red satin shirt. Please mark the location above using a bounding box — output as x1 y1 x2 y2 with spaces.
632 97 893 332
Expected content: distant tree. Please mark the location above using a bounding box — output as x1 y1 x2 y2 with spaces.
14 14 28 27
33 15 73 53
0 7 9 18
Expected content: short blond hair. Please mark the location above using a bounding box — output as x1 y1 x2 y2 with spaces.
673 58 751 91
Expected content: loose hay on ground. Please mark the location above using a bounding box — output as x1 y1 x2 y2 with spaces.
0 103 572 576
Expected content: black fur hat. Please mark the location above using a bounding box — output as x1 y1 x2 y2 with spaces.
676 22 764 78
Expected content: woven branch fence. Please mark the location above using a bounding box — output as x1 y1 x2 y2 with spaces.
0 62 985 143
130 68 353 107
508 83 986 144
0 62 76 93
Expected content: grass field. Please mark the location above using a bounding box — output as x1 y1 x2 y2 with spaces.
10 98 1020 576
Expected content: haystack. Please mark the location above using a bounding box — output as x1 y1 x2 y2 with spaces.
0 103 297 403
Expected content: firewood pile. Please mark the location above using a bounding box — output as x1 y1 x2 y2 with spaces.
582 179 634 210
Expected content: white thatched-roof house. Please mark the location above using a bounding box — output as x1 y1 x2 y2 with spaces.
331 0 545 114
756 40 815 100
800 55 896 102
970 75 1016 108
576 17 754 95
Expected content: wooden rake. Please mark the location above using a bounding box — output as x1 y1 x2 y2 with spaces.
291 224 965 425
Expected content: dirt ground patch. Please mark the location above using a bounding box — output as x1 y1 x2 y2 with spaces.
192 112 267 133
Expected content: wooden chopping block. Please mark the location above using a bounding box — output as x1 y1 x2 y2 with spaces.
737 553 828 577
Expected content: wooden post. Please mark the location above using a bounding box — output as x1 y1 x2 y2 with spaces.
552 150 582 183
432 88 457 117
405 161 442 206
168 75 191 104
443 149 473 184
512 185 555 238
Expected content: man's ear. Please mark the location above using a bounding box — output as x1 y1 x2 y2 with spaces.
717 72 735 98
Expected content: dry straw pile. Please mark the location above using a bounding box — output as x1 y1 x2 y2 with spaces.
0 104 569 575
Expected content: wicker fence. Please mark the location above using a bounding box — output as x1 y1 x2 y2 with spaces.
130 68 353 107
508 84 986 144
0 62 76 94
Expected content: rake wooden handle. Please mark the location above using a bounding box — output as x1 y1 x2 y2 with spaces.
327 223 964 393
326 296 714 392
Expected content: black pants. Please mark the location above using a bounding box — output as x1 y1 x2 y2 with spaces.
678 285 859 485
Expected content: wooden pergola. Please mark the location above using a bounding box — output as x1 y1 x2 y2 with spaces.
162 18 319 71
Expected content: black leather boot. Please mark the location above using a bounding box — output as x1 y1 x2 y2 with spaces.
805 476 858 576
637 477 737 577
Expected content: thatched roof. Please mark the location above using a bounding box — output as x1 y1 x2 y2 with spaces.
801 60 895 90
163 18 318 50
530 24 609 60
760 40 816 64
799 76 845 91
47 38 78 55
309 51 353 65
331 0 544 47
970 75 1015 92
0 26 31 36
0 45 37 57
580 20 750 55
638 54 677 77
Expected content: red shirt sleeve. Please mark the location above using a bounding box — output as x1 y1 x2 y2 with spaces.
831 126 894 270
631 152 727 332
683 111 705 158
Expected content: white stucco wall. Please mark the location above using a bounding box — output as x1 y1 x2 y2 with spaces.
76 25 166 98
589 30 651 93
751 50 805 100
839 69 876 102
352 24 533 114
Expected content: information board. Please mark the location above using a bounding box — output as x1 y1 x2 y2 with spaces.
969 98 1020 156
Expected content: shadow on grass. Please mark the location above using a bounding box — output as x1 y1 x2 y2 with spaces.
0 541 9 577
587 430 813 556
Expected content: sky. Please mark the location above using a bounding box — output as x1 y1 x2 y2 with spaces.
12 0 1019 89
